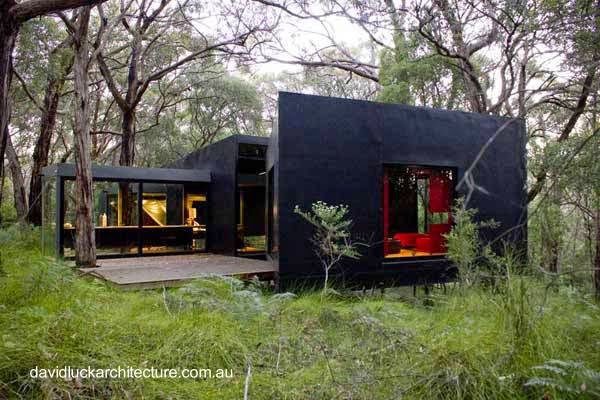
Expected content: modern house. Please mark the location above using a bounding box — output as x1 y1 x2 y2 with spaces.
42 92 527 288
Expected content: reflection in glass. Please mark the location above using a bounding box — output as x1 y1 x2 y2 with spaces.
237 186 266 254
94 182 139 256
64 181 140 257
141 183 189 254
62 180 77 257
41 176 57 257
51 179 208 258
186 192 207 251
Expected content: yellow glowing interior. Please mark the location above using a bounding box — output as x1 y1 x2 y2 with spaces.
142 197 167 226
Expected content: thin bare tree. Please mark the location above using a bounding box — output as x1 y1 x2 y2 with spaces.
0 0 107 216
71 5 95 267
94 0 265 166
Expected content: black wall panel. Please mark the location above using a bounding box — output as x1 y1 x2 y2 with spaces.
171 135 269 255
170 137 238 254
274 92 527 286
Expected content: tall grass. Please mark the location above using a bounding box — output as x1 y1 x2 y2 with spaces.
0 225 599 399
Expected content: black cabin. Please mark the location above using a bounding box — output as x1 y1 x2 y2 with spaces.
42 92 527 288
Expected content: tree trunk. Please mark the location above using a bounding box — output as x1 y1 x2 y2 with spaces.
118 108 135 227
540 177 562 273
2 0 107 224
0 162 5 224
4 130 27 223
0 2 18 199
28 38 74 226
72 6 95 268
119 107 136 166
594 208 600 300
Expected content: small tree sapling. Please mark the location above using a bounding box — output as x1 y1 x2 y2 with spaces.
294 201 360 294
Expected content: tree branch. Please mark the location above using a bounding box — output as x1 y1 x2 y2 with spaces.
11 0 107 22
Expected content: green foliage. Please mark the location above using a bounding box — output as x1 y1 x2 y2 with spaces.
377 34 464 108
137 71 265 166
528 130 600 284
445 198 501 287
294 202 360 294
525 359 600 398
0 194 18 226
1 228 600 399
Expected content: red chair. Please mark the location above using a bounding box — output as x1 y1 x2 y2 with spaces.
415 236 434 253
393 233 418 247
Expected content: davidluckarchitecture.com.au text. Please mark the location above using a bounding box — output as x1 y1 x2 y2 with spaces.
30 366 234 380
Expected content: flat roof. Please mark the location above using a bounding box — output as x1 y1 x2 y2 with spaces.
42 163 210 183
236 134 269 146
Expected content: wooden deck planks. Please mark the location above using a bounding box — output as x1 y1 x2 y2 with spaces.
78 254 275 288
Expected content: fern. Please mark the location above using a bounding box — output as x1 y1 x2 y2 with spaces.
525 359 600 398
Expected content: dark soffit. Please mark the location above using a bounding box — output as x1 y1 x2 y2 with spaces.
41 163 211 183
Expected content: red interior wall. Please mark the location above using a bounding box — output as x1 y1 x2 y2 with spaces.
383 170 389 256
429 173 451 213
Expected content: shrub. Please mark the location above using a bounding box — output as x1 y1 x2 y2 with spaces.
294 201 360 295
445 198 501 288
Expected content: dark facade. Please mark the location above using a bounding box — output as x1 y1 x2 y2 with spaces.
171 135 269 257
43 92 527 289
267 92 527 288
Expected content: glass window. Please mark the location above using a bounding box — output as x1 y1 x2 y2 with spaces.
62 180 77 258
57 179 207 258
141 183 190 254
267 167 277 254
41 176 57 257
237 186 266 254
141 183 184 227
62 181 140 257
383 166 454 258
93 182 139 228
185 190 207 251
94 182 139 256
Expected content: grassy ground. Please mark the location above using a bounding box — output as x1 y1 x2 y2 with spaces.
1 226 599 399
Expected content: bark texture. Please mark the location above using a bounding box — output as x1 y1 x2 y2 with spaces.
595 209 600 300
28 37 74 225
0 0 18 190
1 0 107 221
4 131 27 223
72 6 96 267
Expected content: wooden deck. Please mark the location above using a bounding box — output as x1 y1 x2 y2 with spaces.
78 254 275 289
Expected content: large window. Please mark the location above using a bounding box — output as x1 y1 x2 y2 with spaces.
59 180 207 258
237 186 266 254
185 191 208 252
142 183 190 254
236 144 267 255
383 165 455 258
94 182 139 256
64 181 140 257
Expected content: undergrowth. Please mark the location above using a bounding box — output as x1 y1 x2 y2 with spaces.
0 225 599 399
